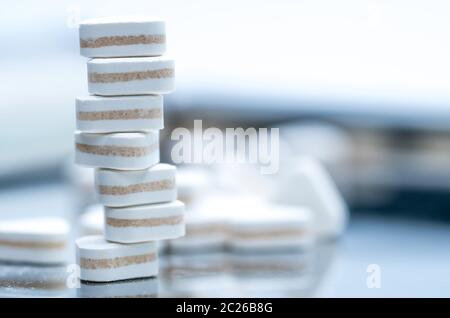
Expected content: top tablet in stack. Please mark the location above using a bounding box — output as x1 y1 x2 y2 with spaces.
79 16 166 58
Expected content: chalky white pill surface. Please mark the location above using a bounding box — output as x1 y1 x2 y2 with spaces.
177 167 211 206
76 235 158 282
75 131 159 170
0 218 70 264
228 205 314 251
78 277 159 298
79 16 166 58
95 164 177 207
104 201 185 243
168 211 227 251
274 157 348 239
79 204 104 236
87 56 175 96
76 95 163 133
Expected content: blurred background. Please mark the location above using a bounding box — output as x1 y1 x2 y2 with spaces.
1 0 450 297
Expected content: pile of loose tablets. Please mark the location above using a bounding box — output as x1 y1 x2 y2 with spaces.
75 16 185 282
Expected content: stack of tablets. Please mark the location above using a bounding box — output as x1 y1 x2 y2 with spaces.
74 16 185 282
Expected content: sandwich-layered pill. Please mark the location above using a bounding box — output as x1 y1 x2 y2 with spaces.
0 218 70 264
104 201 185 243
95 164 177 207
168 211 227 251
228 205 313 251
76 235 158 282
274 157 348 238
75 131 159 170
79 16 166 58
87 56 175 96
76 95 163 133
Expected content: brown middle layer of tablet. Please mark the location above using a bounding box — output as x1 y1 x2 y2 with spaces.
89 68 174 83
106 215 183 228
186 224 228 236
99 178 175 195
0 239 66 249
230 228 307 239
77 108 162 121
80 34 165 48
79 253 156 269
76 143 157 157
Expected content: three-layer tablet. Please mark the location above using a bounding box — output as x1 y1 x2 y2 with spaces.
79 16 166 58
104 201 185 243
228 206 313 251
168 211 227 251
76 235 158 282
0 218 70 264
274 157 348 238
95 163 177 207
75 131 159 170
76 95 163 133
87 56 175 96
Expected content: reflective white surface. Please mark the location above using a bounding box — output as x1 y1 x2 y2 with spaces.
1 182 450 297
